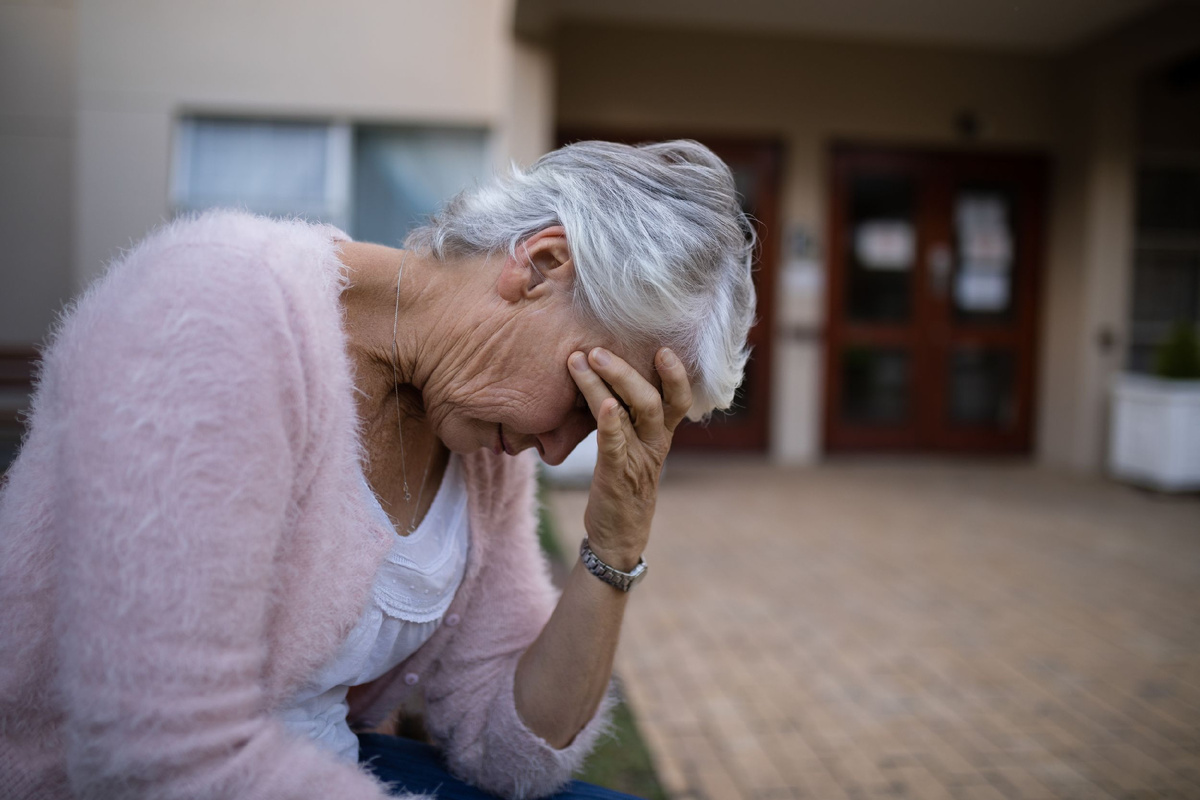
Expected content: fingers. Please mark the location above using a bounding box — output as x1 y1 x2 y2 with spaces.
594 397 627 460
586 347 666 442
569 351 617 423
656 348 693 432
569 346 693 441
569 352 630 458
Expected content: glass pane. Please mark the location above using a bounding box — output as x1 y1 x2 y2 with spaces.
1131 248 1200 325
732 162 760 223
846 174 915 322
952 187 1017 321
1137 164 1200 234
679 155 761 432
948 348 1015 427
840 347 909 424
1129 160 1200 372
179 118 332 217
352 126 488 246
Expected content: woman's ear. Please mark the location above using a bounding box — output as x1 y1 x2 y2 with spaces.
497 226 574 303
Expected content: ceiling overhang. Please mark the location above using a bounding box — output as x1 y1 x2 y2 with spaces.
518 0 1169 53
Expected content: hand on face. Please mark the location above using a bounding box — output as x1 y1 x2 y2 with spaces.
568 345 692 571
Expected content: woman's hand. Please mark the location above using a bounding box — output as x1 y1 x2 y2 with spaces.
568 346 692 571
515 346 690 746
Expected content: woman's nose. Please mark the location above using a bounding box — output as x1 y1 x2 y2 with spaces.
536 414 597 466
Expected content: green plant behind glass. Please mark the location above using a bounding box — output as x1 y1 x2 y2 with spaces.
1154 322 1200 380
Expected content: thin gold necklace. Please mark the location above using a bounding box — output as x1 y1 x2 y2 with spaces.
390 250 435 534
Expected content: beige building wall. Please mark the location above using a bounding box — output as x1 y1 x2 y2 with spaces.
1037 65 1137 474
73 0 554 288
557 24 1063 465
1038 3 1200 472
14 1 1196 472
498 40 557 170
0 0 75 346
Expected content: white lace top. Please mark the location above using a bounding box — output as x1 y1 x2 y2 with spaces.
277 454 470 762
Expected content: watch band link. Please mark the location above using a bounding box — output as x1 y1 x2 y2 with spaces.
579 536 648 592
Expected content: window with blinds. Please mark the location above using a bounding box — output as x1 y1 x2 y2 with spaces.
171 117 488 246
1128 52 1200 373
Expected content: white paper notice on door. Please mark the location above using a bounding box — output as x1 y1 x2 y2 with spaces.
854 220 915 271
955 269 1010 311
955 193 1013 312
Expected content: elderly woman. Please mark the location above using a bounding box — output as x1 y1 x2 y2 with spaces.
0 140 755 799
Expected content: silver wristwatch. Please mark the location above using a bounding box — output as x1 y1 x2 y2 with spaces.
579 537 648 592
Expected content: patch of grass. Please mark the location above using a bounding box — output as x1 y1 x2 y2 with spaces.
535 480 566 564
574 690 668 800
536 476 667 800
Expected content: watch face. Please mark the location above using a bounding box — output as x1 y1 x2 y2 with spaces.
627 564 647 589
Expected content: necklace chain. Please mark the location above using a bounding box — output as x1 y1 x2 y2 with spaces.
390 251 435 534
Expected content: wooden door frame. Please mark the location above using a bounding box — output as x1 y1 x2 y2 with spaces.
557 129 783 452
823 141 1048 454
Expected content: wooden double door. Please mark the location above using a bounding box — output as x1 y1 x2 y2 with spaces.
824 145 1047 453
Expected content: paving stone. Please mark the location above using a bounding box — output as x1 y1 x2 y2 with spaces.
693 762 749 800
639 724 690 797
549 460 1200 800
888 764 956 799
985 766 1057 799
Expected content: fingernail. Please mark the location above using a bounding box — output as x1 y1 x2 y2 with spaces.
660 348 677 367
570 352 589 371
591 348 611 367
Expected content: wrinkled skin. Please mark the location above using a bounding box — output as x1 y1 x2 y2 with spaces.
339 227 694 747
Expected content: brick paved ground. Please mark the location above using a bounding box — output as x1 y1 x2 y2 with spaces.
547 459 1200 800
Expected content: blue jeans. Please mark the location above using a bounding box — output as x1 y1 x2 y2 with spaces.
357 734 644 799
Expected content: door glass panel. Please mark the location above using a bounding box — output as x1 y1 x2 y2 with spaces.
948 348 1015 427
953 187 1017 321
840 347 910 424
684 159 760 425
847 175 915 322
732 161 761 223
670 145 774 450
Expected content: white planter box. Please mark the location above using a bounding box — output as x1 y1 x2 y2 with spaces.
1109 373 1200 492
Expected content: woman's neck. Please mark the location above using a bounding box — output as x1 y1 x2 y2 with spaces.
339 242 431 393
337 241 466 531
337 241 498 418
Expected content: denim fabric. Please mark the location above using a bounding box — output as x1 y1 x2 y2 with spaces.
357 734 644 799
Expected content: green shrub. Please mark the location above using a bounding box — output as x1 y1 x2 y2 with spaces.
1153 322 1200 380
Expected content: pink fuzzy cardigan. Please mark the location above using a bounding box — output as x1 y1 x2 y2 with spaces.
0 211 611 799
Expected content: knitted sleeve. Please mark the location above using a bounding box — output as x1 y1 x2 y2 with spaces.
418 453 615 800
51 218 411 800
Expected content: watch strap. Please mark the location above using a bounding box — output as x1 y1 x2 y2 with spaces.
579 537 647 592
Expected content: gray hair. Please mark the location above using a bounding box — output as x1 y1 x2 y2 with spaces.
405 139 757 420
